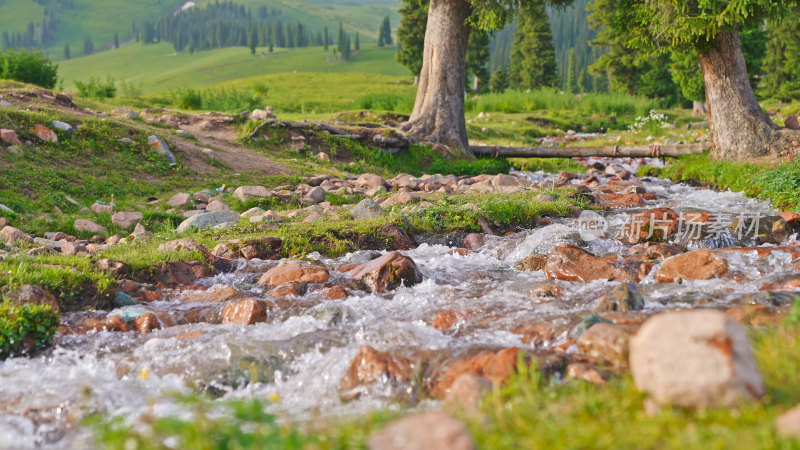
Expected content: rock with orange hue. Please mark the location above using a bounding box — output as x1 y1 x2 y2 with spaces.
630 309 765 408
594 283 644 313
725 305 782 326
133 313 160 333
141 289 163 302
513 254 547 272
182 286 245 303
340 346 414 398
778 211 800 227
577 323 634 368
512 323 554 346
222 299 268 325
96 259 128 279
368 411 475 450
319 285 348 300
350 251 422 292
655 249 728 283
529 284 564 297
545 244 638 283
104 314 132 332
566 362 608 384
628 242 683 261
597 193 647 208
432 310 461 331
258 261 329 286
462 233 484 250
624 208 680 243
380 224 416 251
267 281 306 297
431 348 520 398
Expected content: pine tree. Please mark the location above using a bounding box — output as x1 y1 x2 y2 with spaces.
565 49 578 93
83 36 94 55
396 0 428 75
489 68 509 93
508 1 559 91
761 9 800 101
63 43 70 60
248 26 257 55
466 31 490 92
324 25 329 51
114 33 119 49
355 32 360 51
378 16 393 46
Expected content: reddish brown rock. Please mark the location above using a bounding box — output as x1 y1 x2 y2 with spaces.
443 374 492 415
320 285 348 300
432 310 461 331
597 193 647 208
267 281 306 297
182 286 244 303
577 323 635 368
566 362 608 384
625 208 680 243
96 259 128 278
141 289 162 302
7 285 60 312
340 346 414 395
0 226 32 245
380 224 416 251
350 251 422 292
258 261 329 286
105 314 132 332
133 313 160 333
545 244 638 283
628 242 684 261
656 249 728 283
368 411 474 450
529 284 564 297
158 261 197 286
431 348 520 398
514 254 547 271
512 323 554 346
725 305 782 326
222 299 268 325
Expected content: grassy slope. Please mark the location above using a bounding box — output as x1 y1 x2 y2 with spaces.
58 44 409 94
1 0 399 61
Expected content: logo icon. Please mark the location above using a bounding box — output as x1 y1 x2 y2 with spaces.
577 210 608 241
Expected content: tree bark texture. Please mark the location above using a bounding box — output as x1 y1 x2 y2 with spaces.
400 0 471 150
700 30 800 160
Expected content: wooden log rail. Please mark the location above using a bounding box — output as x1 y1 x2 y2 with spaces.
469 143 709 158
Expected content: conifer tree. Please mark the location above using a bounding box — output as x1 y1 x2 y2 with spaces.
489 68 509 93
396 0 427 75
114 33 119 49
565 49 578 93
324 25 329 51
355 32 360 51
508 1 559 91
466 31 490 92
63 43 70 60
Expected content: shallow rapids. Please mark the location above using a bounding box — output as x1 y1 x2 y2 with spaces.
1 157 798 449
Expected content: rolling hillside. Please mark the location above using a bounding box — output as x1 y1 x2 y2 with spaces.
58 44 408 94
1 0 400 61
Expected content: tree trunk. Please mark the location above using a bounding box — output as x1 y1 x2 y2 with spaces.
700 30 800 160
692 101 706 117
400 0 471 150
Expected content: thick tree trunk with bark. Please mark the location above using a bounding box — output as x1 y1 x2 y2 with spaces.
400 0 471 150
700 30 800 160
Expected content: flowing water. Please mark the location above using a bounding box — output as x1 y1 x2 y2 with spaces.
1 157 798 449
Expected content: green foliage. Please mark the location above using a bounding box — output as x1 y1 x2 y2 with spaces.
396 0 428 76
670 50 705 103
465 88 658 116
509 1 559 91
171 86 262 113
356 93 402 111
640 153 800 210
466 31 491 93
0 302 59 360
0 49 58 89
74 76 117 99
787 297 800 325
378 15 393 47
490 68 510 93
760 6 800 101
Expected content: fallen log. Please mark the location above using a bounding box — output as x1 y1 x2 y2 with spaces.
469 143 709 158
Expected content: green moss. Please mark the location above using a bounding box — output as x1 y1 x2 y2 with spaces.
0 255 116 309
0 301 59 359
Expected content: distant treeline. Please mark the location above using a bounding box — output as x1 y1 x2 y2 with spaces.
1 0 74 50
134 0 326 54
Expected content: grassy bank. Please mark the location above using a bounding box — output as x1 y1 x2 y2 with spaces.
91 319 800 449
639 153 800 211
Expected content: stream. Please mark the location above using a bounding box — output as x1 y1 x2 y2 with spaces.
1 157 798 449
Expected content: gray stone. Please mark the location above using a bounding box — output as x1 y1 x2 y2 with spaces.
775 403 800 441
33 237 64 250
351 198 385 220
251 108 276 120
233 185 272 202
90 202 114 214
594 283 644 313
176 211 240 234
49 120 74 136
168 193 192 208
114 291 141 307
205 200 230 212
147 136 177 166
61 241 88 255
240 207 266 218
177 129 192 138
0 100 12 108
630 309 765 408
306 186 327 204
0 226 32 245
0 204 14 214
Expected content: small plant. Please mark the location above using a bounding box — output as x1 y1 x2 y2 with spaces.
0 302 60 360
628 110 668 132
0 49 58 89
74 76 117 99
